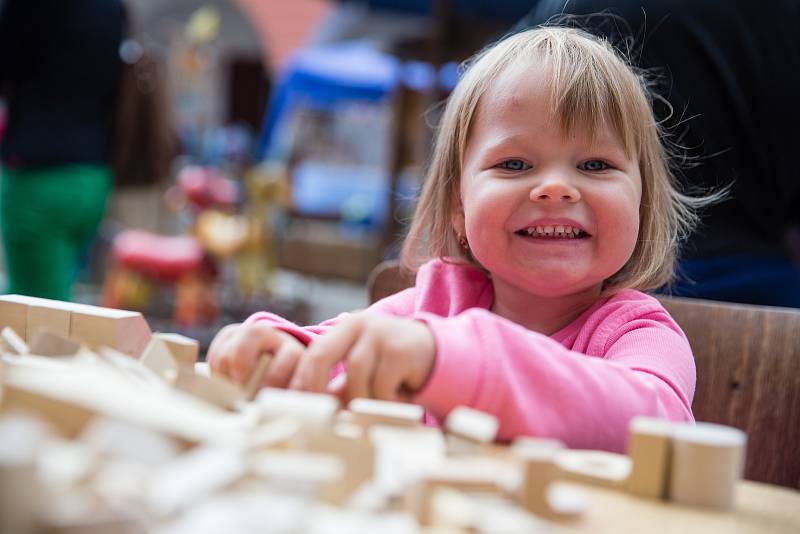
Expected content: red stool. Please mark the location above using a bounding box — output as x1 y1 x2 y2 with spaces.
102 230 217 326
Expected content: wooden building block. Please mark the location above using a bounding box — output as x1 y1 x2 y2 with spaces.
98 347 165 389
1 326 29 355
298 428 375 505
669 422 747 509
174 367 242 410
243 355 272 401
0 384 94 438
38 509 144 534
251 450 346 504
139 338 179 384
0 295 152 358
0 297 28 340
0 416 46 534
626 416 675 499
407 458 508 526
512 438 563 516
511 437 585 519
255 387 340 425
69 304 151 358
29 330 82 357
554 449 632 490
152 332 198 367
148 446 246 516
27 304 71 342
245 417 304 451
444 406 499 443
79 417 180 465
348 397 424 427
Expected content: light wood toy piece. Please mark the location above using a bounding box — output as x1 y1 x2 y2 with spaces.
256 387 340 425
408 458 509 526
174 367 243 411
669 422 747 509
511 437 585 520
0 382 94 438
243 355 272 401
0 295 152 357
28 303 71 340
444 405 500 455
152 332 198 367
139 338 180 384
0 297 27 340
0 414 51 533
348 397 424 427
297 427 376 505
626 416 675 499
251 450 347 504
554 449 632 489
147 445 246 517
1 326 29 355
98 347 165 389
29 329 82 357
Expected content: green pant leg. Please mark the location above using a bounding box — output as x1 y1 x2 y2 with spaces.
1 165 112 301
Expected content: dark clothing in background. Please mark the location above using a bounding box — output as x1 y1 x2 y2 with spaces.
0 0 126 168
0 0 124 300
518 0 800 307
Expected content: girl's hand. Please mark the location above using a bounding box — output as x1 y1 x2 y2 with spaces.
207 322 306 388
289 314 436 403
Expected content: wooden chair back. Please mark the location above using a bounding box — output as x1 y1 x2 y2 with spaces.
367 260 800 489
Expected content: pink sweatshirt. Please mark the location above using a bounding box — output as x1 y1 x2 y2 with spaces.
246 258 695 452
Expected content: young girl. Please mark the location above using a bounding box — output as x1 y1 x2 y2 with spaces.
209 27 703 453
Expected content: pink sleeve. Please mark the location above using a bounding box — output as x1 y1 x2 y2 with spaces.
413 307 695 452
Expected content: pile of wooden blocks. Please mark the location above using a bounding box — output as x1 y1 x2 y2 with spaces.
0 295 747 533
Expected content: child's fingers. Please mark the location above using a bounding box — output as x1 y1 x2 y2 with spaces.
371 350 404 402
207 323 241 375
226 322 292 384
292 315 364 392
344 330 379 401
263 337 303 389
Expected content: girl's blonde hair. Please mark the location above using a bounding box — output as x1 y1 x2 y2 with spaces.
401 26 708 293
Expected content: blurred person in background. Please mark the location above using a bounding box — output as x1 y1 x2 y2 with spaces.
517 0 800 308
0 0 125 301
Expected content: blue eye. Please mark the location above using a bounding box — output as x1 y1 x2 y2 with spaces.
579 159 610 171
497 159 530 171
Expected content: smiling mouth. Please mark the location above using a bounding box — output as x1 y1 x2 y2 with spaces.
514 225 590 239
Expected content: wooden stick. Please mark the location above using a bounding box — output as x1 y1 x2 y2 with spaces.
243 355 272 401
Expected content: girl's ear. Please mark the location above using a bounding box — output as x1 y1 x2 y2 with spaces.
450 196 466 237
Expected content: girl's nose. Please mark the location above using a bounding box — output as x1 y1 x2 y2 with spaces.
530 178 580 203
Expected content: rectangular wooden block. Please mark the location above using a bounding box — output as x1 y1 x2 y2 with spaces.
152 333 198 367
0 384 94 438
27 305 71 342
1 326 29 355
0 297 28 339
69 305 151 358
139 338 178 383
243 355 272 401
444 406 499 444
299 428 375 505
626 417 674 499
348 397 424 427
0 295 152 358
29 330 82 357
174 368 242 411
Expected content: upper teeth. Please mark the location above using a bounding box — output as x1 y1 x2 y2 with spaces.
522 225 584 238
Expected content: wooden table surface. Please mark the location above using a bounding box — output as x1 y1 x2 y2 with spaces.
566 480 800 533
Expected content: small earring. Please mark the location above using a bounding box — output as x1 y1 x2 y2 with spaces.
457 234 469 249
